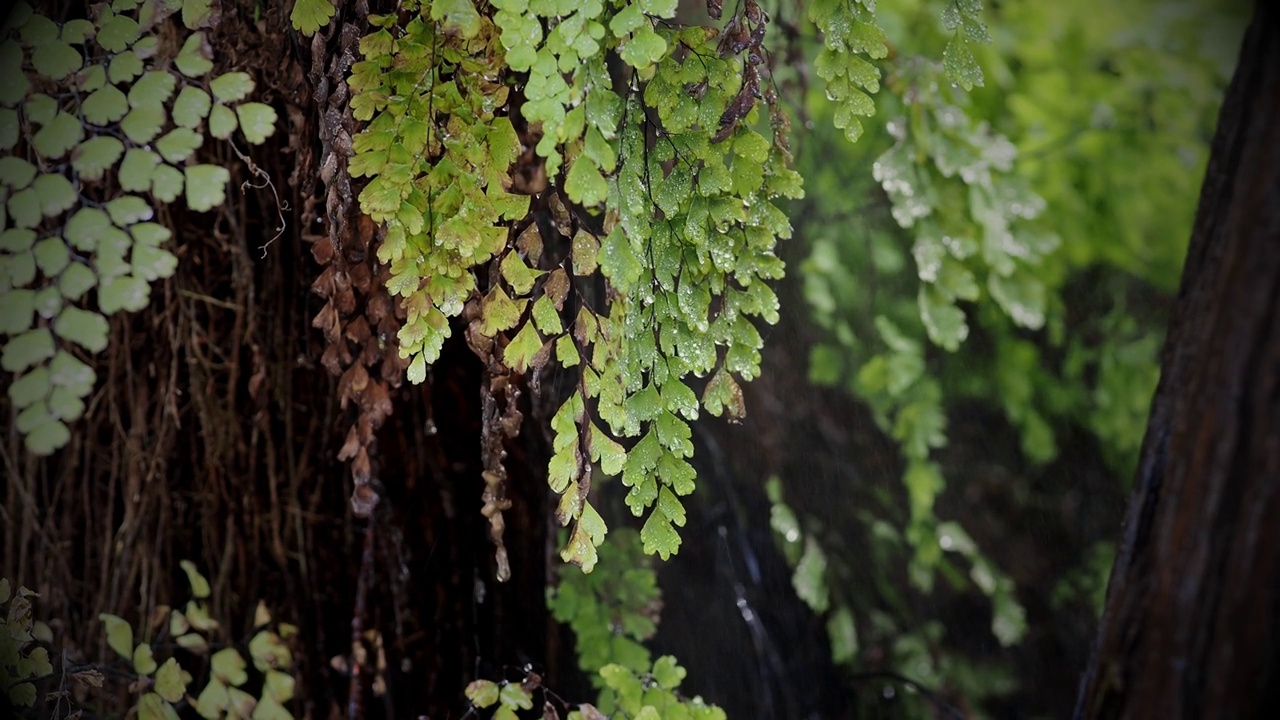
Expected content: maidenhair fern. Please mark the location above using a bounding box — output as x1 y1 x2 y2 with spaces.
346 0 802 571
810 0 888 143
0 0 277 455
830 50 1056 584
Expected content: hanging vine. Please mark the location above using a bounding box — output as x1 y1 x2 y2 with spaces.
341 0 810 573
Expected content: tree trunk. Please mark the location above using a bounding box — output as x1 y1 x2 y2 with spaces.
1075 1 1280 716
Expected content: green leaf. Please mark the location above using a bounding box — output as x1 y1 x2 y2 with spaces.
431 0 483 39
184 164 229 212
209 72 254 103
59 261 97 300
291 0 336 36
33 285 62 317
640 507 681 560
29 173 75 219
32 111 83 159
918 286 969 351
465 679 500 708
503 321 543 374
150 164 184 203
99 274 150 313
119 149 160 192
211 647 248 686
62 206 111 250
31 41 82 80
207 103 236 138
263 669 295 702
153 658 186 702
0 227 35 253
988 273 1046 329
599 225 642 288
96 15 140 52
651 656 686 690
54 306 109 352
556 334 579 367
992 588 1027 646
8 365 49 408
155 127 203 163
133 642 158 675
0 288 34 334
180 559 212 598
26 92 56 125
500 251 541 295
72 136 126 180
175 632 209 653
532 295 562 335
247 629 292 673
82 84 129 125
99 613 134 660
108 49 143 83
106 195 154 225
132 244 178 281
499 682 534 711
583 125 616 173
0 41 29 106
619 26 667 69
61 18 95 44
565 155 608 207
942 37 984 91
234 102 277 144
6 190 39 229
561 501 608 571
48 382 85 421
33 235 71 275
50 349 95 395
252 696 293 720
172 86 211 128
195 677 229 718
2 327 54 372
586 425 623 477
129 70 177 107
478 286 525 336
183 0 213 29
174 32 213 77
571 229 599 276
74 63 106 94
793 536 830 613
24 415 70 455
0 156 36 189
121 103 167 144
487 116 521 167
136 693 179 720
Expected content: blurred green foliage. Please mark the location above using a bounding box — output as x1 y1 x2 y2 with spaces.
794 0 1245 712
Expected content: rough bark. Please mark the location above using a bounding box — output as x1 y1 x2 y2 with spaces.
1075 2 1280 716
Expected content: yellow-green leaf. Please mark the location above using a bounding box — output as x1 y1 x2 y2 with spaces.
98 613 133 660
154 657 187 702
291 0 335 36
179 559 211 598
133 642 158 674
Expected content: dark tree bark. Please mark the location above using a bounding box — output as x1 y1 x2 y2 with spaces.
1075 2 1280 716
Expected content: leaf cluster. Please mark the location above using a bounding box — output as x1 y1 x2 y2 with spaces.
548 529 661 681
0 0 277 456
346 0 804 571
0 579 54 710
99 561 299 720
